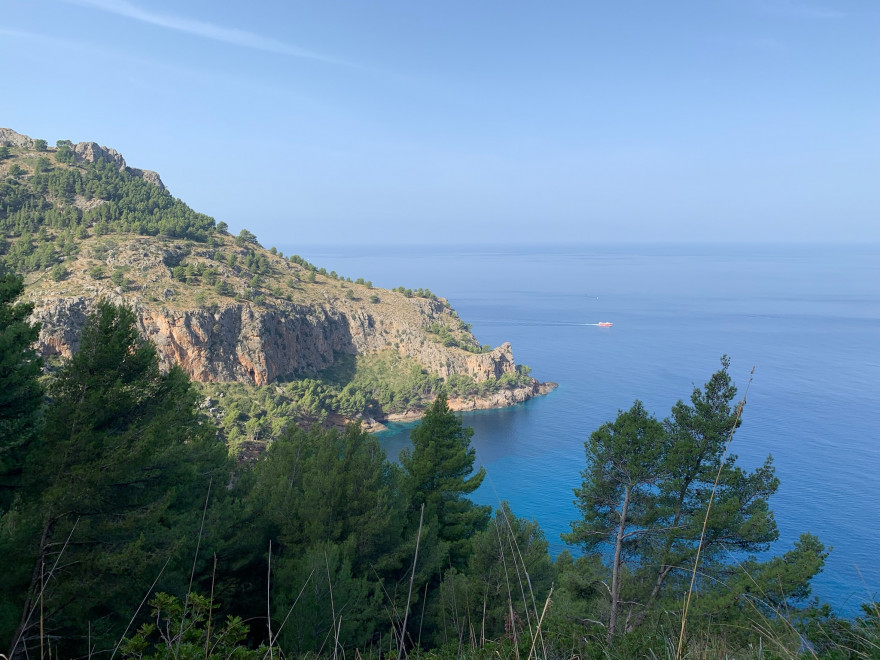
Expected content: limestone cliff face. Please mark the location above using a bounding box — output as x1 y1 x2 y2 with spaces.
33 297 90 359
0 128 35 148
33 295 519 387
27 234 521 386
72 141 127 170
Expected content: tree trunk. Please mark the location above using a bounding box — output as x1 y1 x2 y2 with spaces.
626 485 691 633
9 516 55 660
608 485 631 645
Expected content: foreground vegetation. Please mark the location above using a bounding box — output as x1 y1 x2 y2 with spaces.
1 275 876 659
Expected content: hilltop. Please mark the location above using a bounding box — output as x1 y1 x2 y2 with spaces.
0 129 554 449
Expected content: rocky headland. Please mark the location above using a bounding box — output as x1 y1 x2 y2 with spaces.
1 128 556 437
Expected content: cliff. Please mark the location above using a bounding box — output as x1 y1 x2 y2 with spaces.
32 276 520 388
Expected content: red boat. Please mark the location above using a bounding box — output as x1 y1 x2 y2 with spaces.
597 321 613 327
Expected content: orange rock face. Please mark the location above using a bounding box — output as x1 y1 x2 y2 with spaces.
33 298 522 387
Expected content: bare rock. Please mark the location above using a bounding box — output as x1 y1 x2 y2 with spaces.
73 141 127 170
0 128 35 148
34 297 91 357
129 168 166 191
447 379 558 412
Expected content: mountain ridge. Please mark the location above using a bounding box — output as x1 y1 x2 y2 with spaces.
0 129 555 439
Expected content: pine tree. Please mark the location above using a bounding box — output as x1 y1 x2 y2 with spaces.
0 273 43 512
564 359 824 640
562 400 666 641
248 423 403 652
638 357 779 623
401 394 491 570
3 303 228 659
395 395 490 648
451 502 554 642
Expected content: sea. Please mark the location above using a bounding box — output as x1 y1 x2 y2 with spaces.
281 243 880 616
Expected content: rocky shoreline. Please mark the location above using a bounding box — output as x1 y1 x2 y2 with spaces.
356 379 558 433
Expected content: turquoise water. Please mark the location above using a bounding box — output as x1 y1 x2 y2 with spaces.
282 243 880 615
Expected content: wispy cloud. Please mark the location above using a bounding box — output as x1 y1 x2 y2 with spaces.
758 0 848 19
0 24 338 113
707 34 787 53
0 26 92 50
63 0 350 65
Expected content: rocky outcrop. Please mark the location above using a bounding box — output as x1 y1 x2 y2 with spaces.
130 168 165 189
138 303 356 385
72 140 165 190
72 141 127 169
0 128 35 148
36 299 353 384
33 297 91 358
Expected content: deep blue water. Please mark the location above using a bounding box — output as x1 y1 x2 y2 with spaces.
281 243 880 615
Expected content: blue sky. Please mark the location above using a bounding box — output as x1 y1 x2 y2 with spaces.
2 0 878 245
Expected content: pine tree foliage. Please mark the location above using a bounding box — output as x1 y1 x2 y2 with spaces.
401 394 491 571
0 273 43 509
447 502 554 642
563 399 667 639
250 423 402 651
641 357 780 621
2 303 228 659
1 155 216 274
564 358 825 642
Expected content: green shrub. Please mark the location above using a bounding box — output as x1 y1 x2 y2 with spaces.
49 263 68 281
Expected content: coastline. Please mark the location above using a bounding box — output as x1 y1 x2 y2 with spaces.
357 379 558 433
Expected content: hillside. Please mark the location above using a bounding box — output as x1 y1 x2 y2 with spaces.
0 128 554 446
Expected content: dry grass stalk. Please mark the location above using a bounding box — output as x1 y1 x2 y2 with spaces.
264 567 315 658
205 553 217 660
526 586 553 660
9 517 80 659
267 541 273 660
109 556 171 660
399 502 425 658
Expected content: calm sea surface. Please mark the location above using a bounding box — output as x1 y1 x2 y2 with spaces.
282 243 880 615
